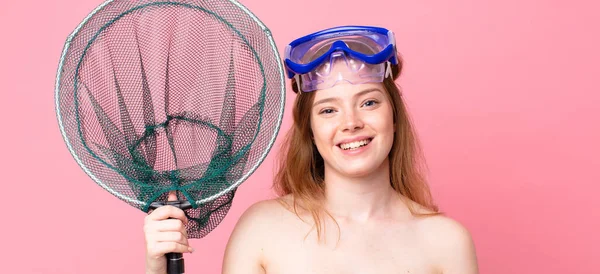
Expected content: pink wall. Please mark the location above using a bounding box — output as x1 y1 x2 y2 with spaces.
1 0 598 273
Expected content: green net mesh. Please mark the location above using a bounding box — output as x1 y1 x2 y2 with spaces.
55 0 285 238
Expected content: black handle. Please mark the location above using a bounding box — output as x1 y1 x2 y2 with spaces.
166 252 184 274
149 200 192 210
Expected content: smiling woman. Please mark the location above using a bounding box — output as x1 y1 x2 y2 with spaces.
221 26 480 274
144 25 480 274
310 85 396 181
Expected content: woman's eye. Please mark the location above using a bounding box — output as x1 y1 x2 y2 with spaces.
319 108 334 114
363 100 378 107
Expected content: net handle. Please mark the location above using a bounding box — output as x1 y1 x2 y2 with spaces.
166 252 185 274
148 200 193 211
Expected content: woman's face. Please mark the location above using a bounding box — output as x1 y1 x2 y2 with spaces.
309 65 395 179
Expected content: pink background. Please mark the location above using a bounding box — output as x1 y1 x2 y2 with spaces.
1 0 599 273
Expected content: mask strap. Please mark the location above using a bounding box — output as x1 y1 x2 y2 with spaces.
385 61 392 79
293 74 302 93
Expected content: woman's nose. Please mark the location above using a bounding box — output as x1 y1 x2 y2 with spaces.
341 110 364 132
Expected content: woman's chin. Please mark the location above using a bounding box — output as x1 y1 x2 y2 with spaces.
335 162 386 179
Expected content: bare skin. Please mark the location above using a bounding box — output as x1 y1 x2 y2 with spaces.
144 189 478 274
221 191 478 274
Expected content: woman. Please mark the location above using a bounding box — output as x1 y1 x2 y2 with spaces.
144 25 479 274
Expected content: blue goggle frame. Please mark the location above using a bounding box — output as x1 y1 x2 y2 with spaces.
284 25 398 79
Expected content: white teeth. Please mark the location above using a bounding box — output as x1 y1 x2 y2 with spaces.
339 139 371 150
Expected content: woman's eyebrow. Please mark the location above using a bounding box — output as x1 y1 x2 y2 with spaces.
312 88 383 107
313 97 339 107
355 88 383 97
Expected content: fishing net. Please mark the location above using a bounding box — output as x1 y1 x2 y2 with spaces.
55 0 285 242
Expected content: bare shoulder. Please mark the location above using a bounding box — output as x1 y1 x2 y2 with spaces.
226 197 290 244
222 197 290 274
239 197 290 223
414 212 480 274
415 213 474 248
399 197 476 250
227 194 306 241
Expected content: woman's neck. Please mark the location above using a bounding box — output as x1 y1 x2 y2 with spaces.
322 159 401 222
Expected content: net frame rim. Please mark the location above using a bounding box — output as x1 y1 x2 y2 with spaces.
54 0 286 208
